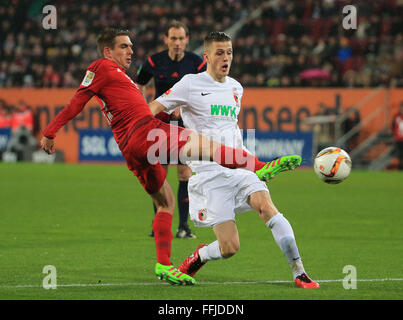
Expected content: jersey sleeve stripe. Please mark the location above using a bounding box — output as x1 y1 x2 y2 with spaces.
197 59 206 71
148 56 155 67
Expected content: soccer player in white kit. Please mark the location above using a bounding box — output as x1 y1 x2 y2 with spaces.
148 32 319 288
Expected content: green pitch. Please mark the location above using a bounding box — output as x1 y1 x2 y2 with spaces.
0 162 402 300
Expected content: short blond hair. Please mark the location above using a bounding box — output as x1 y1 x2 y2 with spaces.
204 31 232 52
97 28 132 57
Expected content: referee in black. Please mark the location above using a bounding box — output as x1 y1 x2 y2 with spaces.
136 20 206 238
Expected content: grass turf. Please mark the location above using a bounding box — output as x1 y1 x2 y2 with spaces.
0 162 402 300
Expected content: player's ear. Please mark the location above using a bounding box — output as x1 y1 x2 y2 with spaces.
103 46 111 58
203 52 209 64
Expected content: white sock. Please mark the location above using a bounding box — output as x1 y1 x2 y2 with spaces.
266 213 305 279
198 240 222 263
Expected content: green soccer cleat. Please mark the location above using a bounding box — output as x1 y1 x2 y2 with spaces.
155 263 196 285
255 155 302 181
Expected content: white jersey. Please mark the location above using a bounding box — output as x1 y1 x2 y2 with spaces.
156 71 245 173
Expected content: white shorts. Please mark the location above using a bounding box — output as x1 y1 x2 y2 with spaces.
188 168 269 227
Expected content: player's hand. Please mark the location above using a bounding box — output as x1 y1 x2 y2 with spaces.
40 136 55 154
171 108 181 120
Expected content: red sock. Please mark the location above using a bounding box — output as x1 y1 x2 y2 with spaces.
213 145 266 171
153 211 173 265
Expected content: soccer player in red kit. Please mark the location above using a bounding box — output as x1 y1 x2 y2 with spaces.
41 28 301 285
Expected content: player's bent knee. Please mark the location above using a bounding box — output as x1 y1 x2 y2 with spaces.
250 191 277 217
153 200 175 214
221 240 240 258
153 200 175 213
258 203 278 222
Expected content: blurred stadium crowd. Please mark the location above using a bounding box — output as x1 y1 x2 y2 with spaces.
1 0 403 89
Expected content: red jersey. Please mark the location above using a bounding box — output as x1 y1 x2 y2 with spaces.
43 58 153 148
393 113 403 142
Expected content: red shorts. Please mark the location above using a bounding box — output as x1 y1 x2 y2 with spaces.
121 117 192 194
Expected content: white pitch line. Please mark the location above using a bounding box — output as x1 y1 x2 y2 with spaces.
0 278 402 289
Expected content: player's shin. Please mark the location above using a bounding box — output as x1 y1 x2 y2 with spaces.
181 134 266 171
153 211 173 265
212 145 266 171
266 213 306 279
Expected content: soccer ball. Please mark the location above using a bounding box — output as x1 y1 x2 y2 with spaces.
313 147 352 184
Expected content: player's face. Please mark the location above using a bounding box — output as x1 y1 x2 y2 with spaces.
107 35 133 70
164 27 189 61
204 41 233 83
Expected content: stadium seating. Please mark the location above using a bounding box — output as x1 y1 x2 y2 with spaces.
0 0 402 88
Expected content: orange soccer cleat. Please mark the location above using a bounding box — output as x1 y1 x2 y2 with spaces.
295 273 320 289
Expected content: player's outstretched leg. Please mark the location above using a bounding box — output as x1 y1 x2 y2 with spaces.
255 155 302 181
155 263 196 285
183 133 300 176
178 244 208 277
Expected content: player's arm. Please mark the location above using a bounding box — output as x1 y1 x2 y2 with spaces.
149 100 167 116
153 75 190 114
148 100 181 122
149 76 190 121
41 65 105 154
41 89 94 154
